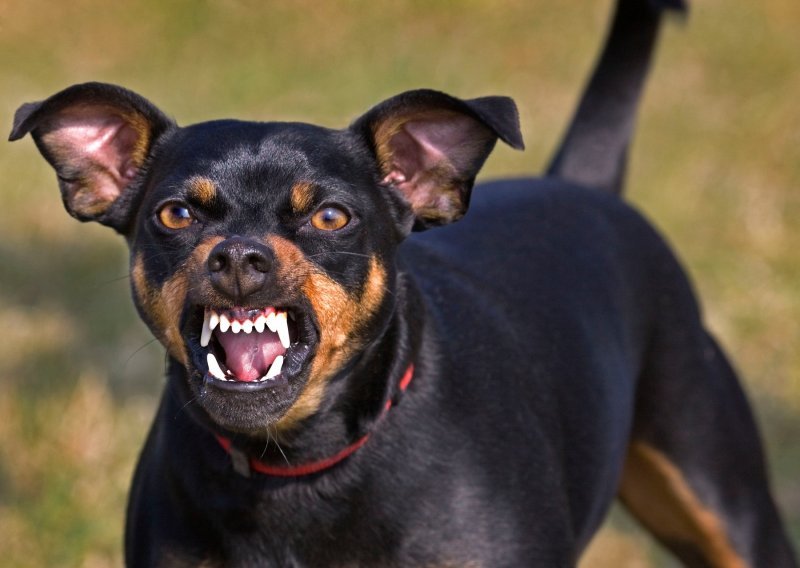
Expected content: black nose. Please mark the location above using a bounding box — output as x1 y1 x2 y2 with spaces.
207 237 274 302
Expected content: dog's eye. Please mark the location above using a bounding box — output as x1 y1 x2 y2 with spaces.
310 207 349 231
157 202 195 230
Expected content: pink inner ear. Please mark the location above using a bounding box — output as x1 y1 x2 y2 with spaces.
404 117 476 170
379 114 495 224
42 106 145 204
381 114 492 185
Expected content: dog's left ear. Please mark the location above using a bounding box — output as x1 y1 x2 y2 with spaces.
9 82 174 233
352 89 524 230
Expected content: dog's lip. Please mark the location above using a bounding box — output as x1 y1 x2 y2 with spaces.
185 304 318 392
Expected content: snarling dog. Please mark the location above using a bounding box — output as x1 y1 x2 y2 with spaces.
10 0 798 565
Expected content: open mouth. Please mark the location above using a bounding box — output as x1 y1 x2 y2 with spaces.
189 306 317 390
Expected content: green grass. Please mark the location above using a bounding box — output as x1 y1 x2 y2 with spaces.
1 0 799 565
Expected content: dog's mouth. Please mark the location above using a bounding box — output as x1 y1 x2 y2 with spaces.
188 306 317 391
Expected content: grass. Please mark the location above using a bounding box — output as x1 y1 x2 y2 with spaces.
1 0 798 565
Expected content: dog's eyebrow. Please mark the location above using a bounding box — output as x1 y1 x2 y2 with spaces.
290 181 316 214
186 176 217 206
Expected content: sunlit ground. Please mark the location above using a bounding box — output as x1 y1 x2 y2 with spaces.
1 0 798 565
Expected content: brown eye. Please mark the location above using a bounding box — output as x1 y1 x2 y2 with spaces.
311 206 349 231
157 202 195 230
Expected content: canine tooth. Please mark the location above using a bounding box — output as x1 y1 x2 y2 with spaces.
200 311 213 347
219 314 231 333
209 311 220 331
265 355 283 380
207 353 226 380
275 312 290 349
266 311 277 332
242 320 253 334
254 315 266 333
232 320 242 333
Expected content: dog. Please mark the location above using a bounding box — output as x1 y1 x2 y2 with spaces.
10 0 798 565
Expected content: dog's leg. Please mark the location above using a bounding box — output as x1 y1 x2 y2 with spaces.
618 259 797 567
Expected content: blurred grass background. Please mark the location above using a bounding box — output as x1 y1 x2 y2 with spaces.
0 0 798 565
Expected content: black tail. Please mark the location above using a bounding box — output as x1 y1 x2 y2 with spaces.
546 0 686 195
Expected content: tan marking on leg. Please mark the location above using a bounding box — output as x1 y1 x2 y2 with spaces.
267 236 386 432
187 176 217 206
290 181 316 214
619 441 748 567
131 252 189 366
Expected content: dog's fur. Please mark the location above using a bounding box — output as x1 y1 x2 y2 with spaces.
10 0 798 566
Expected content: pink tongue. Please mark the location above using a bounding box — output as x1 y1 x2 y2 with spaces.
216 330 286 382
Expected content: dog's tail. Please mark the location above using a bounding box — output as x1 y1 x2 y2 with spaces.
546 0 687 195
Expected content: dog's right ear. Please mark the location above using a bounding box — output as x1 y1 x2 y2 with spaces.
9 82 174 233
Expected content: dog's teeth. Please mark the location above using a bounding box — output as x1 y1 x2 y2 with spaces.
242 320 253 334
264 355 283 380
200 311 213 347
266 311 278 332
219 314 231 333
254 315 266 333
232 320 242 334
207 353 226 380
275 311 290 349
209 311 220 331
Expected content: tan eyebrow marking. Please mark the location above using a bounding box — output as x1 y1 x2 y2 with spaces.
187 176 217 206
290 181 316 214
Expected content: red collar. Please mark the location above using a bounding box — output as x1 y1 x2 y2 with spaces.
215 364 414 478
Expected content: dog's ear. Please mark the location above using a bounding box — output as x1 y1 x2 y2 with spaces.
352 89 524 230
9 82 174 233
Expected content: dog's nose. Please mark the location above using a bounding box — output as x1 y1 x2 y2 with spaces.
208 237 274 302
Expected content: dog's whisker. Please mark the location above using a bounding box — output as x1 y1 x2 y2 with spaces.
308 251 373 259
175 396 198 419
96 273 132 285
269 427 290 467
123 338 160 369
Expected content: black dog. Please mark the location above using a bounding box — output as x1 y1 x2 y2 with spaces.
10 0 798 565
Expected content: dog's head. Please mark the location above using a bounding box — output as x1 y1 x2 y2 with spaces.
10 82 522 436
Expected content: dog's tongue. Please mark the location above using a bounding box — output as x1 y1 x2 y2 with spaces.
216 331 285 382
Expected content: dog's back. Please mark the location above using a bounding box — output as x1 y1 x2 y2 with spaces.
400 181 664 549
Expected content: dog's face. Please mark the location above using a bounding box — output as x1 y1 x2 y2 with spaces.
10 83 522 436
127 121 405 433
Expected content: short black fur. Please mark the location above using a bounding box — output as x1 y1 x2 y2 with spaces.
10 0 797 566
